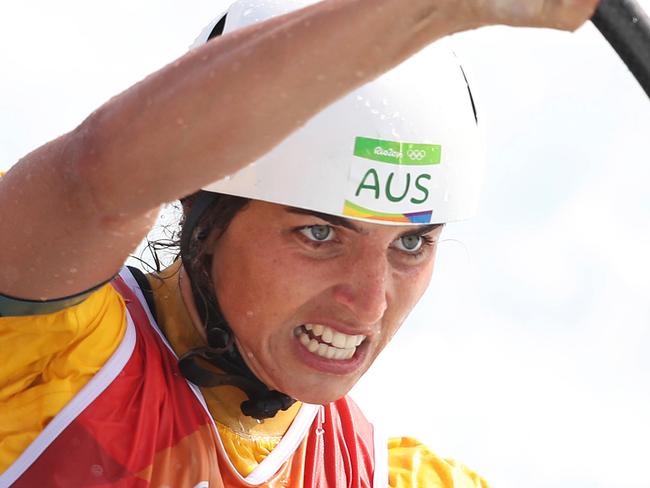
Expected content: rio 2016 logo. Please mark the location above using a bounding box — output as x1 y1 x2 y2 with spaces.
373 147 428 162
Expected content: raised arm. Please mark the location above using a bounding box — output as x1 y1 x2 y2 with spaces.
0 0 598 300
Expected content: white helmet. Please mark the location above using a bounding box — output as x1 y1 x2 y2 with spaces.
194 0 485 225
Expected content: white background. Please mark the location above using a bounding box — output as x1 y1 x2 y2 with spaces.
1 2 649 487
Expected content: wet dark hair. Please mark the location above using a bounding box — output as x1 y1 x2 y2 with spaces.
145 192 249 272
177 192 250 319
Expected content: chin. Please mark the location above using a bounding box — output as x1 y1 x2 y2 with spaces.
291 389 347 405
278 377 357 405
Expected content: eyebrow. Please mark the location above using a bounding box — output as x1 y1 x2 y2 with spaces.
398 224 443 238
286 207 443 236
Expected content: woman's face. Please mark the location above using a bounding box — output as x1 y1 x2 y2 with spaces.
211 201 442 404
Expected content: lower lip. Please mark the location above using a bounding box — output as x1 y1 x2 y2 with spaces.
292 335 368 375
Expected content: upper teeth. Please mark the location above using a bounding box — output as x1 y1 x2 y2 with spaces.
305 324 365 348
295 324 366 361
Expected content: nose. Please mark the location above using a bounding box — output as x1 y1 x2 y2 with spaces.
332 249 389 326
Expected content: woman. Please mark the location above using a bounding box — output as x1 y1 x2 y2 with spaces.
0 0 599 486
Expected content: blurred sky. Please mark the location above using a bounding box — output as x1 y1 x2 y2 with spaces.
1 2 649 487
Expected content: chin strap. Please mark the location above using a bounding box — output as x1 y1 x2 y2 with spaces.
179 191 296 420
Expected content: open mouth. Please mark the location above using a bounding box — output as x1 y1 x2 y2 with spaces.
294 324 366 360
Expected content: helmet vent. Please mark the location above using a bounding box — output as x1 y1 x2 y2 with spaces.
459 65 478 125
208 14 228 41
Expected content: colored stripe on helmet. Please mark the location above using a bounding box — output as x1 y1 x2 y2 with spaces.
343 201 432 224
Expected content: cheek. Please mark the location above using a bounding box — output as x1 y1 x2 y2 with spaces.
387 263 435 327
212 239 313 338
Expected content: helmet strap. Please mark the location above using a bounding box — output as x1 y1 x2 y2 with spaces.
179 191 296 420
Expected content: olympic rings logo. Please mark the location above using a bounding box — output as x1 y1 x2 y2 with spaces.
407 149 427 161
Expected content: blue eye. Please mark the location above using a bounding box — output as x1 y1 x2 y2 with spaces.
393 235 423 252
300 225 334 242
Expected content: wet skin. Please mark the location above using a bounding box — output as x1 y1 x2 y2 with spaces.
209 201 442 405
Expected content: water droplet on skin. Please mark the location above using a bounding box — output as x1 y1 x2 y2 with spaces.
90 464 104 477
632 16 639 23
355 69 366 78
69 267 78 274
246 310 254 318
247 351 254 359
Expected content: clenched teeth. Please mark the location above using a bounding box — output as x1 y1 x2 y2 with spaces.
305 324 365 348
295 324 366 360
